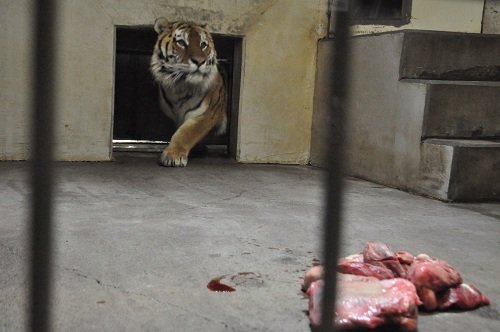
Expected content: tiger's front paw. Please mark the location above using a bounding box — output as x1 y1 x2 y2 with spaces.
159 147 188 167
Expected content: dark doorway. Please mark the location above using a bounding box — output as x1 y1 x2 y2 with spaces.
112 26 242 156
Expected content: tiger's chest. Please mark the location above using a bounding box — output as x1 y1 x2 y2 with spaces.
158 83 207 126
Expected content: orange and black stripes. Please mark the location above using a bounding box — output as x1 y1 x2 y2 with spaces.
150 18 227 166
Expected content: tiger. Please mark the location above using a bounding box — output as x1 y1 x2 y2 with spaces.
150 18 227 167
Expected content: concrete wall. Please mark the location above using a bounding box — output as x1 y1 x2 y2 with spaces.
311 34 427 189
352 0 486 35
311 0 494 168
483 0 500 34
311 30 500 200
1 0 493 163
0 0 327 162
0 0 34 160
237 1 327 163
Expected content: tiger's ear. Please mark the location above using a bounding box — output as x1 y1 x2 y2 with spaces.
154 17 169 34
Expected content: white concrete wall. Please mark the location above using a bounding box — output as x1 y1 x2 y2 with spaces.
0 0 492 163
0 0 327 162
0 0 34 160
238 2 327 163
352 0 485 35
342 34 428 190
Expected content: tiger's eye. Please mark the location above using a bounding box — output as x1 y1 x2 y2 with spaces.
176 39 187 48
200 41 208 50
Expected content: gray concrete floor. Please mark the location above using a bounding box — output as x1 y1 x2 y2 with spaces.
1 153 499 331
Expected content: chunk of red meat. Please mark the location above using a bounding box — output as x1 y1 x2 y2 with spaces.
416 287 439 311
378 258 408 279
307 274 421 331
362 241 407 278
337 261 394 279
396 251 415 276
303 265 324 291
306 279 323 327
396 251 415 265
339 253 364 263
338 251 395 279
363 241 395 261
438 283 490 310
407 254 462 291
405 254 463 310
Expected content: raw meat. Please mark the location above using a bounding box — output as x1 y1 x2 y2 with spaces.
396 251 414 265
337 250 395 279
363 242 407 278
406 254 463 310
377 258 407 279
339 253 364 263
306 279 323 327
305 241 490 327
303 265 324 291
307 274 421 331
337 242 409 279
415 287 439 311
406 254 463 291
363 241 395 261
437 283 490 310
337 260 394 280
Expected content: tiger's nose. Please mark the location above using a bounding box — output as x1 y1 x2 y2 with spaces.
190 56 206 67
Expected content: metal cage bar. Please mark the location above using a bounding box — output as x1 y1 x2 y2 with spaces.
319 1 351 331
29 0 58 331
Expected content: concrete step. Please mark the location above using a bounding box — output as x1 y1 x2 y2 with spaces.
312 31 500 202
400 31 500 81
417 80 500 139
419 139 500 201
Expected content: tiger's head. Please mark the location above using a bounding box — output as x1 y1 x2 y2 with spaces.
150 18 218 87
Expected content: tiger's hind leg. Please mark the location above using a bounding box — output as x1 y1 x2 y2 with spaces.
159 114 222 167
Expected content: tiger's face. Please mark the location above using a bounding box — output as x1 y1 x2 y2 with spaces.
151 18 218 86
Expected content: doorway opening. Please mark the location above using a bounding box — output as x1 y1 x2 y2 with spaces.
112 26 242 158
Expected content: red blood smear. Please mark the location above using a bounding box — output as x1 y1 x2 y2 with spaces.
207 277 236 292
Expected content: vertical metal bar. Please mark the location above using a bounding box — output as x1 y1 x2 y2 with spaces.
319 1 350 331
480 0 487 34
29 0 57 331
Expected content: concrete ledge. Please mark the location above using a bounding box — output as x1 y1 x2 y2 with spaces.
400 31 500 81
422 81 500 138
421 139 500 201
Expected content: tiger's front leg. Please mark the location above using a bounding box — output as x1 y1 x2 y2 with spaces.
159 143 189 167
159 114 220 167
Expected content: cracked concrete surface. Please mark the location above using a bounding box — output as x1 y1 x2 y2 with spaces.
0 153 499 331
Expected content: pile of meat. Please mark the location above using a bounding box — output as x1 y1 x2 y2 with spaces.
303 242 490 331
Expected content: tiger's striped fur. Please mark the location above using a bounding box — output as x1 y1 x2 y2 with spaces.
150 18 227 167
